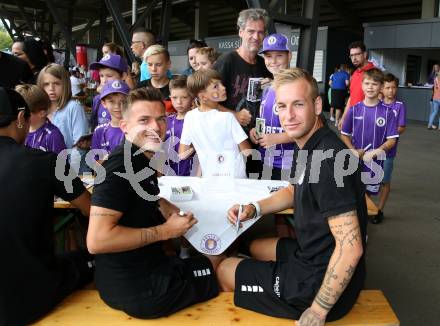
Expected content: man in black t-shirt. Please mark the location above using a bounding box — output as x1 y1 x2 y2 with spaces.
214 8 272 127
87 87 219 319
0 51 33 88
218 69 368 326
0 88 93 325
214 9 273 177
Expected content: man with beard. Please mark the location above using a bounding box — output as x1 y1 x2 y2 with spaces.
338 41 375 129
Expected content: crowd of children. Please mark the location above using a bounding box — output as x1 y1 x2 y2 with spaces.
7 33 408 229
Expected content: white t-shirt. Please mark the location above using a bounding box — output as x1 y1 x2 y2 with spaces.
180 108 248 178
70 75 83 96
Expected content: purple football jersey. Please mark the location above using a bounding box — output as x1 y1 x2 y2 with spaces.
258 86 295 169
382 100 406 158
91 122 124 158
25 119 67 154
92 94 111 127
164 115 194 176
341 101 399 194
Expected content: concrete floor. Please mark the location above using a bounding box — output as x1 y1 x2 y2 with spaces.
361 121 440 325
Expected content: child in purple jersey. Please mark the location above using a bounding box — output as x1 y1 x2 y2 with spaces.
89 54 129 130
372 73 406 224
164 76 195 177
91 80 128 163
16 84 66 154
249 33 296 238
341 68 399 216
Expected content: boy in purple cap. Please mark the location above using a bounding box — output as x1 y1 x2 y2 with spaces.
341 68 399 219
89 54 128 130
91 80 129 162
249 33 296 237
15 84 66 154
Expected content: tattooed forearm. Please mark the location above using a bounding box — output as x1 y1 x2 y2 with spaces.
140 226 163 246
312 211 363 313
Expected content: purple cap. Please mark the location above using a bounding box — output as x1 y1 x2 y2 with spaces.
100 80 130 100
259 33 289 54
89 53 128 74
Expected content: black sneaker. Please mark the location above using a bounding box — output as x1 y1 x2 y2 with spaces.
371 210 384 224
428 127 434 130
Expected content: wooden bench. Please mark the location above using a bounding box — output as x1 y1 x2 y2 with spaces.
33 290 399 325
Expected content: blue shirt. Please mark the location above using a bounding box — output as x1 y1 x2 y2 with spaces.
330 70 350 90
140 61 173 81
51 99 89 167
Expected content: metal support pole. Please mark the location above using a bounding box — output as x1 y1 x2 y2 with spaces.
159 0 172 47
296 0 320 72
48 14 54 43
132 0 137 25
0 17 15 40
0 7 22 39
16 0 38 36
46 0 76 61
76 19 96 43
131 0 159 32
64 6 74 69
104 0 135 64
194 0 208 39
97 0 107 59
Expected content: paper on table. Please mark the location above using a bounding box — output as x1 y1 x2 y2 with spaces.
159 176 289 255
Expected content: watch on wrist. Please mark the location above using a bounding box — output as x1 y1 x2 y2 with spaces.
248 201 261 219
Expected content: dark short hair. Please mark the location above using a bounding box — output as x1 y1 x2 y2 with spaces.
132 27 156 39
123 87 164 117
383 73 399 86
23 37 48 70
348 41 366 52
169 75 188 91
363 68 384 83
187 39 207 54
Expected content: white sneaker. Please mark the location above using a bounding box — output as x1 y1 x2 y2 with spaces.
330 116 335 122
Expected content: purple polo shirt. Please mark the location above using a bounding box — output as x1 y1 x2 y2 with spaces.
382 100 406 158
258 86 295 169
341 101 399 194
341 101 399 151
91 122 124 158
164 115 194 176
92 94 111 128
25 119 67 154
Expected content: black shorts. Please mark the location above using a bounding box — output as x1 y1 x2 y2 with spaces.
103 255 219 319
331 89 347 109
234 238 361 321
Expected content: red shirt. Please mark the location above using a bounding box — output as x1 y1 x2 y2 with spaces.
349 61 375 106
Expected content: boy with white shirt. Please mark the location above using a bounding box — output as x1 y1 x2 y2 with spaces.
179 69 251 178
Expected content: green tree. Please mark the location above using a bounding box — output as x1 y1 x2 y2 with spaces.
0 23 12 50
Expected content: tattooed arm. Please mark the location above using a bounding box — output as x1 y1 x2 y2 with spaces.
87 206 197 254
297 210 363 326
